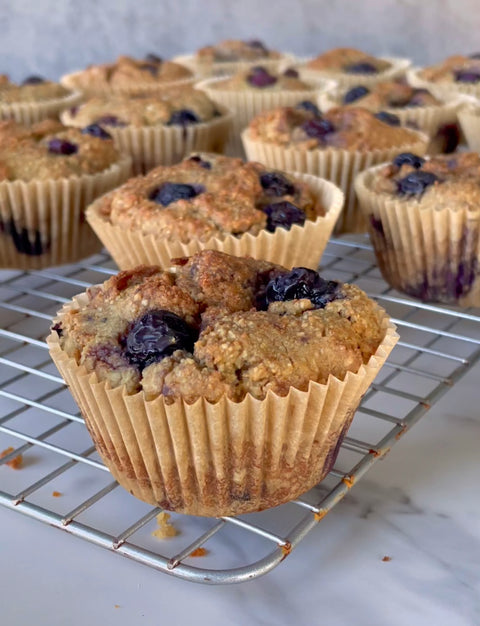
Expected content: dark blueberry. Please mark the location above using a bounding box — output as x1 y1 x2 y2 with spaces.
369 214 385 237
247 66 277 88
283 67 299 78
81 124 112 139
263 201 306 232
301 117 335 140
454 69 480 83
8 221 45 256
51 322 63 337
22 75 45 85
149 182 204 206
48 138 78 155
374 111 401 126
259 171 295 197
469 52 480 59
263 267 341 308
407 88 431 107
167 109 200 126
396 171 439 196
140 62 158 76
247 40 267 51
188 155 211 169
393 153 425 169
124 310 198 371
435 123 460 154
296 100 321 116
344 62 378 75
145 53 162 64
95 115 127 127
343 85 370 104
69 106 79 117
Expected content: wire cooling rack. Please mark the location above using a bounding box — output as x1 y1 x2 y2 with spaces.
0 237 479 585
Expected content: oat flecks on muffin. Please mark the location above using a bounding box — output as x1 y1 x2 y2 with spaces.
196 39 281 63
0 119 120 180
419 54 480 84
53 250 385 403
211 66 312 91
63 88 220 128
370 151 480 209
0 74 71 103
247 104 422 150
306 47 391 74
94 153 324 242
341 80 441 109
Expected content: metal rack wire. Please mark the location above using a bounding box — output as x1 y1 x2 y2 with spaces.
0 237 479 584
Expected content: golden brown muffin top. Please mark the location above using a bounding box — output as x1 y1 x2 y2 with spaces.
247 103 422 150
369 151 480 211
93 152 323 243
53 250 386 402
62 88 219 128
196 39 281 63
419 54 480 84
209 66 312 91
0 119 121 181
337 80 441 110
305 47 391 74
0 75 71 103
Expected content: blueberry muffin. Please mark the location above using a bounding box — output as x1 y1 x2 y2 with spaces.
320 80 461 154
243 103 428 233
355 152 480 305
48 249 396 515
61 88 232 174
0 74 81 125
197 66 330 156
299 47 409 88
0 119 131 269
61 54 193 97
86 152 344 270
409 54 480 97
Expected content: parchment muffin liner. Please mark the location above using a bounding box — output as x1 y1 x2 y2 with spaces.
60 71 196 98
318 89 462 155
86 172 344 270
173 53 295 78
47 293 398 517
355 164 480 306
457 101 480 152
407 67 480 100
61 106 234 176
242 128 429 234
197 75 335 157
0 156 132 270
0 90 82 125
297 57 411 89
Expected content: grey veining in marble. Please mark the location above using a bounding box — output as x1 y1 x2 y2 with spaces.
0 0 479 80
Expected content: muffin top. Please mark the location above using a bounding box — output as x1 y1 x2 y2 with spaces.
65 55 192 90
62 88 220 128
305 47 391 75
196 39 281 63
368 151 480 210
0 75 72 103
209 66 311 91
419 54 480 84
0 119 121 181
247 102 422 150
339 80 441 110
53 250 386 402
93 152 324 242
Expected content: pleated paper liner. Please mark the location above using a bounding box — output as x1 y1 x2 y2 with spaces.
173 53 295 78
407 67 480 100
242 128 429 234
196 75 335 157
355 165 480 306
61 107 234 176
47 295 398 517
86 173 344 271
0 90 82 125
458 101 480 152
297 57 411 89
0 156 132 270
60 71 197 98
318 89 462 155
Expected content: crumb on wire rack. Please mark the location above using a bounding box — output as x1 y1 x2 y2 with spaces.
0 446 23 469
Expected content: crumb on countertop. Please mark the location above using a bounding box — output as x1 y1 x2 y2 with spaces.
52 491 62 497
189 547 208 557
382 555 392 562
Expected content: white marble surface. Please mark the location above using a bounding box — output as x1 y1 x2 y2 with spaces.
1 0 480 80
1 358 479 625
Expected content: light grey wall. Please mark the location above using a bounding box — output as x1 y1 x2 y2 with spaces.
1 0 477 81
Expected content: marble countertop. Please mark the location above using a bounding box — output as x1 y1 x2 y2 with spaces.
1 358 479 626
